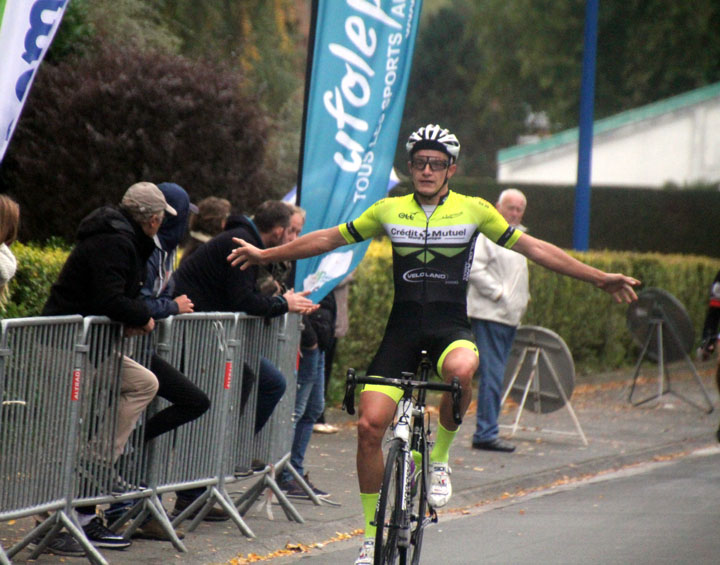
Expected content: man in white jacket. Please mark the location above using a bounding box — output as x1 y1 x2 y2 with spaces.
467 188 529 452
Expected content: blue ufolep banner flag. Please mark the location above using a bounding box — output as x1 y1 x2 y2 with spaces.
0 0 70 163
295 0 423 301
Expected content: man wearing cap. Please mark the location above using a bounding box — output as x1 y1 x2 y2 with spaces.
42 181 176 551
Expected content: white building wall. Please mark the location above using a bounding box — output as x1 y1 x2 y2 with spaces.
498 97 720 187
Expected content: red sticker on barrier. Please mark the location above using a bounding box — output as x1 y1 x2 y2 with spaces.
71 369 81 401
224 362 232 389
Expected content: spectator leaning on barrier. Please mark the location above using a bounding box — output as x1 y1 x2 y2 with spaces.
41 182 175 551
467 188 530 454
106 182 211 538
698 269 720 441
170 199 317 518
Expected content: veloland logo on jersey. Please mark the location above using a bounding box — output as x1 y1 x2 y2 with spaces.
403 268 448 283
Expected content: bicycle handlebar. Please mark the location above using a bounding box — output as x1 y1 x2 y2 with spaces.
342 368 463 425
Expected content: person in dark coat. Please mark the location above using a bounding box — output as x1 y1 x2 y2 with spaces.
170 200 317 517
113 182 215 536
42 182 175 550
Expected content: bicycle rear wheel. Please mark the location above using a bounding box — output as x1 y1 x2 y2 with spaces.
374 438 408 564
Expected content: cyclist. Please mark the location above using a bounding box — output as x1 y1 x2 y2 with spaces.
227 124 639 564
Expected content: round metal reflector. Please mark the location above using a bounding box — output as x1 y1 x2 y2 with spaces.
626 288 694 363
502 325 575 414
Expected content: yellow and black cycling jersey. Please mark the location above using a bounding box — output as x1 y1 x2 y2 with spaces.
338 190 520 305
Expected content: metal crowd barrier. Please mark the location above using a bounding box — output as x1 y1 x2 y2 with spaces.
0 312 302 564
231 314 304 522
0 316 111 565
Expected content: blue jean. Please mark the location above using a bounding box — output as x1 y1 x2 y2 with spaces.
256 357 287 434
472 319 517 443
283 347 325 481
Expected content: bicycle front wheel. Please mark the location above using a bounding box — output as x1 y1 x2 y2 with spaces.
374 437 408 564
410 438 429 565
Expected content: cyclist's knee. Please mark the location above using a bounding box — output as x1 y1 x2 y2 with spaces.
442 353 477 384
357 415 386 447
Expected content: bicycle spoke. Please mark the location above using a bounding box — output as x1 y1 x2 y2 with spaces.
375 438 405 564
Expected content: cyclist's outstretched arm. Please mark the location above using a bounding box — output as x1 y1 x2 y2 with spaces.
511 232 640 303
227 226 347 270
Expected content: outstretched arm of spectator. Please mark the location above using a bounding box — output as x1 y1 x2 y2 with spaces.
228 227 346 269
512 232 640 303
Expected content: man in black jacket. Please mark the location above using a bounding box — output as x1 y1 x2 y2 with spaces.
173 201 316 432
170 200 316 516
42 182 175 550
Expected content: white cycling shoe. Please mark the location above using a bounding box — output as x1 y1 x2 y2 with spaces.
427 461 452 508
354 537 375 565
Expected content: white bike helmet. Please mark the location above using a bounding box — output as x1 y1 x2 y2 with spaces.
406 124 460 163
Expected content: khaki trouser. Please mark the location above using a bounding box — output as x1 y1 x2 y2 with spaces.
113 355 158 460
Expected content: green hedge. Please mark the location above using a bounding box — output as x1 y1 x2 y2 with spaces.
4 240 719 385
1 242 69 319
332 239 720 386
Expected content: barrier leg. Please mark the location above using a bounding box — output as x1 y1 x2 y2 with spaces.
234 454 304 523
144 494 188 551
211 486 255 538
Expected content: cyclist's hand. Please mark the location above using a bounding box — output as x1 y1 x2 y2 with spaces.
596 273 640 303
283 289 319 314
227 238 264 269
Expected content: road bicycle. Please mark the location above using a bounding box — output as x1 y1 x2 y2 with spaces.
343 352 462 565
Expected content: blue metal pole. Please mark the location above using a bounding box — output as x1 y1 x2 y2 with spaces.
573 0 599 251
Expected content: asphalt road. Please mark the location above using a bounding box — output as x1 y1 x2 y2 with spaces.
293 446 720 564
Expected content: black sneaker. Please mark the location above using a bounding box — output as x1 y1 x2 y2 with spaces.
279 478 308 499
28 531 85 557
251 458 267 472
234 464 253 477
171 495 229 522
303 473 330 497
82 517 131 550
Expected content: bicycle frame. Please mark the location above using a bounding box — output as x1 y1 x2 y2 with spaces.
343 352 462 564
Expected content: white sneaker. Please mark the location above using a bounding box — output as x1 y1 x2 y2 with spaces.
354 537 375 565
313 422 339 434
427 461 452 508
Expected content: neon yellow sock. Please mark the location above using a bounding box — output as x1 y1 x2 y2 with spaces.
430 422 457 464
360 492 379 538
